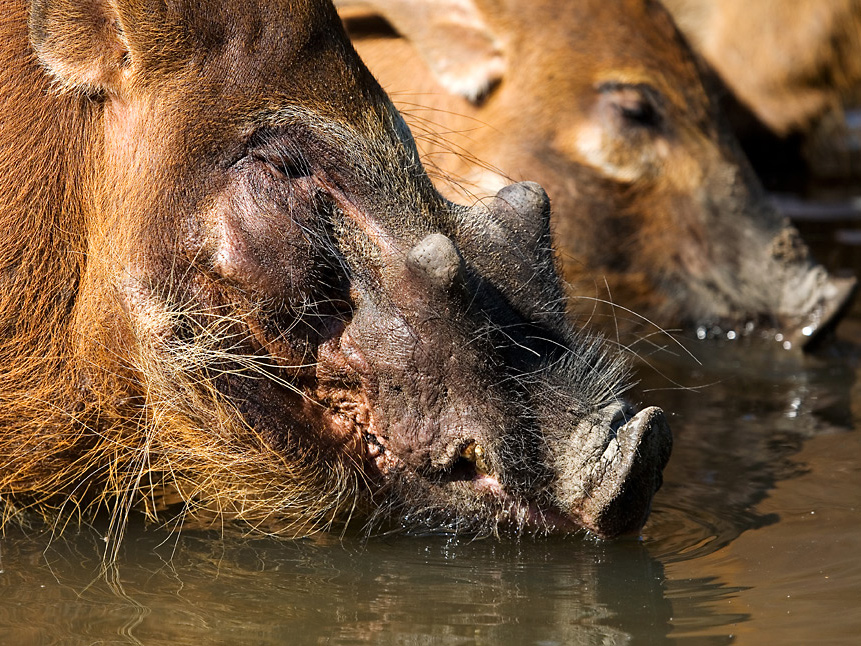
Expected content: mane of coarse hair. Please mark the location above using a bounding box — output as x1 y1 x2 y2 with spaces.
0 2 364 554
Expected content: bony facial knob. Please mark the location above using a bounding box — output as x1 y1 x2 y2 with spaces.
406 233 464 290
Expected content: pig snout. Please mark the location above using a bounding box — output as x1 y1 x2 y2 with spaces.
777 264 857 349
574 407 672 538
324 181 671 537
543 398 672 539
761 224 857 347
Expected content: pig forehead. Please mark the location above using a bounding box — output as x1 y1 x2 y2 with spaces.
144 0 345 72
138 0 387 116
519 0 704 95
165 0 329 38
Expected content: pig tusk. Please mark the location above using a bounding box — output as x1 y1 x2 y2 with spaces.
460 441 490 474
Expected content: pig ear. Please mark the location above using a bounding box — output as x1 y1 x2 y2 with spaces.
338 0 506 102
29 0 131 94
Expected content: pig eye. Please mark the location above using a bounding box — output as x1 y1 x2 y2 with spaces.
248 129 313 179
597 82 663 130
252 147 312 179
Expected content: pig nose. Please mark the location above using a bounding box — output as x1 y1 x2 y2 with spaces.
768 226 857 348
406 233 464 291
577 406 672 537
786 273 857 349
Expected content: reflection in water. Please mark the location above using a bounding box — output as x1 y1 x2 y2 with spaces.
664 424 861 645
0 340 858 645
637 338 857 561
0 343 858 646
2 523 675 645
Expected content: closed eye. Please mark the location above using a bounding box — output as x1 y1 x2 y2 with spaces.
252 146 312 179
597 82 664 130
248 127 313 179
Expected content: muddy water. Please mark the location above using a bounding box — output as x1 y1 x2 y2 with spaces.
1 217 861 646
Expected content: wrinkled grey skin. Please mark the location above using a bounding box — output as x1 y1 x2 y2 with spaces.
6 0 671 539
335 180 672 536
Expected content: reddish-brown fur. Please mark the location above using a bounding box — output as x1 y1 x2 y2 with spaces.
663 0 861 136
0 0 389 540
0 0 673 547
663 0 861 180
341 0 855 344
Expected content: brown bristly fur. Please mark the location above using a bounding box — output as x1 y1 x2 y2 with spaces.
0 2 363 548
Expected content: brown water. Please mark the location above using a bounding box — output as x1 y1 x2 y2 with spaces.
1 210 861 645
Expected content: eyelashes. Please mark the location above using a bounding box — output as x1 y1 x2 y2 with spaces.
252 144 312 179
597 81 664 130
248 127 313 179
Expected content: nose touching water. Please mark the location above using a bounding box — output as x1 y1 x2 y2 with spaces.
1 0 855 549
0 0 673 545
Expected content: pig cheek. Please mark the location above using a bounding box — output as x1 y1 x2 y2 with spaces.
557 121 638 184
208 193 319 301
314 336 380 465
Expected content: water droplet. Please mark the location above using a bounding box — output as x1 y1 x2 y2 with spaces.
787 397 802 418
726 330 737 340
783 341 792 350
802 325 815 337
775 333 784 342
696 326 707 340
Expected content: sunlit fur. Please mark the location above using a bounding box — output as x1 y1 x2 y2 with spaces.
663 0 861 136
0 1 364 545
0 0 661 551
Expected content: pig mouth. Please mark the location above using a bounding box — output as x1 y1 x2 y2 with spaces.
688 272 857 349
316 379 669 538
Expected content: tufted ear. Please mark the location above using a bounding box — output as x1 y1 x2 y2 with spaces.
29 0 131 94
337 0 506 103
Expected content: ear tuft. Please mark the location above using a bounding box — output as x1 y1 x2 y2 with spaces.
337 0 506 103
29 0 130 94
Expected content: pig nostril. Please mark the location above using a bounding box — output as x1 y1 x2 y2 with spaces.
609 406 634 437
